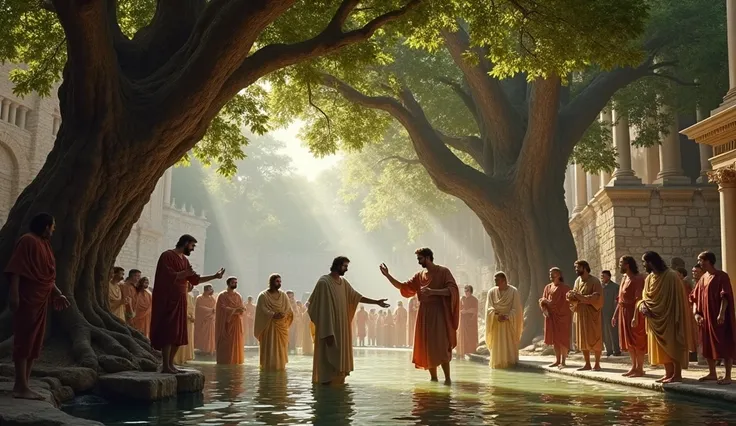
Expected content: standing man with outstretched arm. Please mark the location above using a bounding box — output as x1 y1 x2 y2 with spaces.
380 247 460 383
308 256 389 385
5 213 70 400
150 234 225 374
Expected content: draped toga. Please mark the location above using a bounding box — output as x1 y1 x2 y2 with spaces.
571 275 603 351
485 286 523 368
254 289 294 371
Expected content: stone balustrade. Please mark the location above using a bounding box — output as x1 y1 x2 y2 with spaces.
0 96 31 130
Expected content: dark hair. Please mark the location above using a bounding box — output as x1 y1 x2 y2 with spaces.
643 251 668 273
574 260 591 273
226 276 237 285
601 270 612 277
620 256 640 274
128 269 141 278
176 234 197 248
494 271 507 280
269 273 281 286
671 257 686 269
549 267 564 282
136 277 149 290
464 285 474 294
29 213 54 235
676 267 688 278
113 266 124 274
330 256 350 272
203 284 213 291
698 251 717 265
415 247 434 261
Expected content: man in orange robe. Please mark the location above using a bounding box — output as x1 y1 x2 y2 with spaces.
380 247 460 383
355 305 368 346
539 268 572 368
151 234 224 374
395 301 408 347
385 309 395 347
408 296 418 347
458 285 479 358
613 256 647 377
130 276 152 337
568 260 604 371
216 277 245 365
5 213 70 400
194 284 217 355
692 251 736 385
121 269 141 325
243 296 256 346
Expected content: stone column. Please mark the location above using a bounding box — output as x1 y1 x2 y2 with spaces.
710 166 736 280
589 173 600 199
600 110 613 187
8 103 17 126
17 106 28 129
0 99 9 121
163 168 173 205
695 106 714 184
573 164 588 215
645 146 660 184
726 0 736 103
610 108 642 186
654 113 691 185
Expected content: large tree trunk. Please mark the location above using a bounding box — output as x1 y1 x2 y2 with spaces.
0 79 170 371
464 159 577 347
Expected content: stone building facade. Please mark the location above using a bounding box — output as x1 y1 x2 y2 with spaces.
565 104 722 282
0 63 209 278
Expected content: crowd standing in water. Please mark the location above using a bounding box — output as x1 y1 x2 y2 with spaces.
5 213 734 400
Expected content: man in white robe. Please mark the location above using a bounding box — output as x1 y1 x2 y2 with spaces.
485 272 523 369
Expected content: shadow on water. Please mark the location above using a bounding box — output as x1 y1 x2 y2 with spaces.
62 352 736 425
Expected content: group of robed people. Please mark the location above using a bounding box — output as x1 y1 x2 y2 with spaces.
540 251 735 385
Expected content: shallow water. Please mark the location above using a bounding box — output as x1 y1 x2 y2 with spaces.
64 349 736 425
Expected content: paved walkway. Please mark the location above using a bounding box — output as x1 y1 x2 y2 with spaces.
469 353 736 403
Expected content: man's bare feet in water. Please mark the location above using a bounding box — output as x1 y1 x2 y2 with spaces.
13 387 45 401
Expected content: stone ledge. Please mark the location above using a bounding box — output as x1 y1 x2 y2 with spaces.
468 353 736 403
97 369 204 401
0 364 97 393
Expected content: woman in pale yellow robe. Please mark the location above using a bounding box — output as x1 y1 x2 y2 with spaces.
174 285 196 365
300 302 315 355
254 276 294 371
485 273 523 369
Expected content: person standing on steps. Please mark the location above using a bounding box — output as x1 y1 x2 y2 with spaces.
6 213 70 400
600 270 621 357
380 248 460 383
568 260 604 371
150 234 224 374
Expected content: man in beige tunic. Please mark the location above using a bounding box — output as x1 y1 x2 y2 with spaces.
485 272 523 369
254 273 294 371
308 256 389 385
108 267 127 321
568 260 604 371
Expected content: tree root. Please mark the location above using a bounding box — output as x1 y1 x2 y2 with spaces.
0 302 160 373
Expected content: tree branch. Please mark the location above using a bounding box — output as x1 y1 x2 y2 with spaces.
436 77 481 129
375 155 421 167
442 27 524 167
52 0 121 120
558 63 653 157
211 0 421 124
438 133 485 167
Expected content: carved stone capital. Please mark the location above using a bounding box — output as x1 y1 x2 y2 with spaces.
707 163 736 187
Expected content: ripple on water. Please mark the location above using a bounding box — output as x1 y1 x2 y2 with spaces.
63 351 736 425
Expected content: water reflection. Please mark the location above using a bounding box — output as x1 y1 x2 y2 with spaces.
63 352 736 425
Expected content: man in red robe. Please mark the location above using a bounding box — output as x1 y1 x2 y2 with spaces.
150 234 225 374
5 213 70 400
380 247 460 383
539 268 571 368
613 256 647 377
692 251 736 385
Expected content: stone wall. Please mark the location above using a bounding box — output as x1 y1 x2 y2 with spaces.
0 62 209 279
570 185 721 282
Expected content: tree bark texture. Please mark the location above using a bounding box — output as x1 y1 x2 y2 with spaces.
323 26 667 345
0 0 418 371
